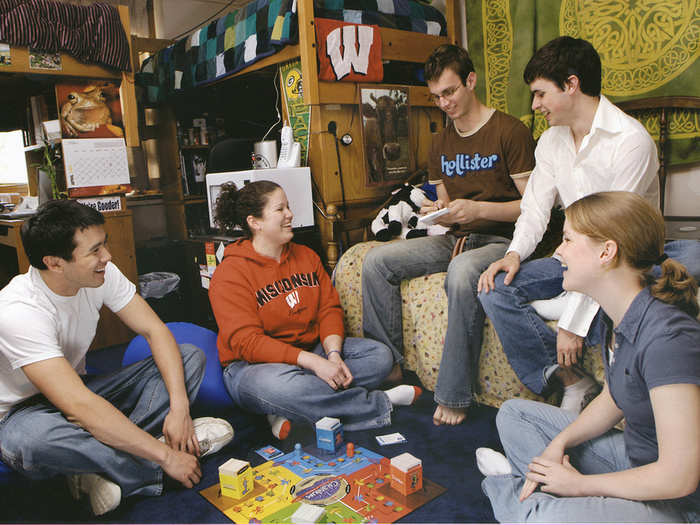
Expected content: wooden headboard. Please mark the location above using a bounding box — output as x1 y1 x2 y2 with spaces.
616 96 700 219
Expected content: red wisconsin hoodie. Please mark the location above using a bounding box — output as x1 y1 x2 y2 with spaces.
209 239 345 366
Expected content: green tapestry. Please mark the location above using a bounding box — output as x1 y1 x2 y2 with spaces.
466 0 700 165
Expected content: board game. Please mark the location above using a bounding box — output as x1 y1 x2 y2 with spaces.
200 444 445 523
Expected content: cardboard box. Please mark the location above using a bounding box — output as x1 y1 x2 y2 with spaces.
315 416 343 452
390 452 422 495
219 458 253 499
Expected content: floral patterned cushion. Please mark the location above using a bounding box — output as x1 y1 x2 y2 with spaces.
334 241 605 408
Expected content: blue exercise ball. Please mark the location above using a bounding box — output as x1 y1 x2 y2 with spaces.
122 322 232 410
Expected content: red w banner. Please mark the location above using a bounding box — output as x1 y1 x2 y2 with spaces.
315 18 383 82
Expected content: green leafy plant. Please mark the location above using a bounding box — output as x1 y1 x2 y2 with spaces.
33 140 67 200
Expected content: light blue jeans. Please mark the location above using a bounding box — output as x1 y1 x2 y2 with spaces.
483 399 694 523
362 234 509 408
0 344 205 498
479 239 700 394
222 337 393 431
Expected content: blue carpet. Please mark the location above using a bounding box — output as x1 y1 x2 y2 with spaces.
0 345 499 523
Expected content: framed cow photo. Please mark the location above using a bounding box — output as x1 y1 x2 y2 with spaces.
359 85 412 185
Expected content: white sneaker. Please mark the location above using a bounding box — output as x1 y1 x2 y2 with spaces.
157 417 234 457
67 472 121 516
560 376 600 414
193 417 234 457
475 448 512 477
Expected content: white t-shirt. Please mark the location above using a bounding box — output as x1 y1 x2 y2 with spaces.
0 262 135 419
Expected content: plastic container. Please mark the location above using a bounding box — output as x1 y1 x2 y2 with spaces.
138 272 181 299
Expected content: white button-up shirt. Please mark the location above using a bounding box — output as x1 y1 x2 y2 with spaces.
508 95 660 336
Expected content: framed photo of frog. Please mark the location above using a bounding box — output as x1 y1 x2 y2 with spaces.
55 81 124 139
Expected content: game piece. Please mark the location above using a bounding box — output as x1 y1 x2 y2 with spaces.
255 445 284 461
291 503 325 523
347 442 355 457
219 458 254 499
315 416 343 452
376 432 407 446
390 453 423 495
294 443 302 456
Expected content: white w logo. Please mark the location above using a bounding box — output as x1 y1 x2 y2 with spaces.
285 290 300 309
325 25 375 80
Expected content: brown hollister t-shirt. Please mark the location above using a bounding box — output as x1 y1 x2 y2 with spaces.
428 109 535 238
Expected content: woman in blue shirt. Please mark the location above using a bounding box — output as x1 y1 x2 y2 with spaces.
479 191 699 523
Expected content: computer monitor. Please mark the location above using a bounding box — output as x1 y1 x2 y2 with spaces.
206 167 315 230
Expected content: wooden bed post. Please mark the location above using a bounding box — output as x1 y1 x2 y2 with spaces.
297 0 320 106
445 0 457 45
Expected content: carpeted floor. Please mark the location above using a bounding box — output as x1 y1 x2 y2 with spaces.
0 345 500 523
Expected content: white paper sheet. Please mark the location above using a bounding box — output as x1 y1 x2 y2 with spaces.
62 138 130 188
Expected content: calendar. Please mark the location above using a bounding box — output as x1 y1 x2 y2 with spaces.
62 138 130 189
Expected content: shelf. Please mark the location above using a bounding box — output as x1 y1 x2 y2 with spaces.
180 145 210 150
183 196 207 205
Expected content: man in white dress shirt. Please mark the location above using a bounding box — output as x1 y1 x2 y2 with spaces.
478 36 700 412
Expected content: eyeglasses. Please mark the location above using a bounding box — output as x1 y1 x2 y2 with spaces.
428 83 462 104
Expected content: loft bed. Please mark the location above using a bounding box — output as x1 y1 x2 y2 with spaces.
137 0 456 106
134 0 456 267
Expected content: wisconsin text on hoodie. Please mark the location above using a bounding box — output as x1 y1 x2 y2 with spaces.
255 272 320 306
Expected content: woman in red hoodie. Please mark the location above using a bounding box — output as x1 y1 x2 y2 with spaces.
209 181 421 439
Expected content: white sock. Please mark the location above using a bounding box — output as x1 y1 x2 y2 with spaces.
384 385 422 406
560 375 598 413
476 448 512 477
266 414 291 440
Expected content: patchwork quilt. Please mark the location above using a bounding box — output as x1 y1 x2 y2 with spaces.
137 0 446 102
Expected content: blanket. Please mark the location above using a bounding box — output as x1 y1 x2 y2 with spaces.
137 0 446 102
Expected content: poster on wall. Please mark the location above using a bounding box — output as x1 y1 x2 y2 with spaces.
0 44 11 66
55 81 124 139
29 49 62 70
359 86 411 185
280 59 311 166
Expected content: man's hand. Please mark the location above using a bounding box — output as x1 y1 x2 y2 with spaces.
445 198 481 225
478 252 521 293
556 328 584 367
419 199 444 215
525 454 583 498
162 408 200 457
519 440 566 501
161 447 202 488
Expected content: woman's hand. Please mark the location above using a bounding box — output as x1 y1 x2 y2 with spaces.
525 454 583 497
519 440 566 501
302 352 353 390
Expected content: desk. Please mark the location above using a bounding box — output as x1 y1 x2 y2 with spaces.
0 211 138 349
0 220 29 284
666 218 700 241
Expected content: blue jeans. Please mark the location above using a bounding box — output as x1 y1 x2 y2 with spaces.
0 344 205 498
478 239 700 394
483 399 692 523
362 234 510 408
222 337 393 431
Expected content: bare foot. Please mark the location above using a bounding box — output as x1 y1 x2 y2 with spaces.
432 404 467 426
383 363 403 386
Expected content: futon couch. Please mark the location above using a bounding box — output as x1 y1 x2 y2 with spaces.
333 240 605 408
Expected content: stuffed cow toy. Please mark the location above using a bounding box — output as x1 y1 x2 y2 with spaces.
371 183 448 241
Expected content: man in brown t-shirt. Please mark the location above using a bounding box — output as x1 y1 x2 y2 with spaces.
362 44 535 425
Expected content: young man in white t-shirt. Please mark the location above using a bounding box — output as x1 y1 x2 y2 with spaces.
0 200 232 516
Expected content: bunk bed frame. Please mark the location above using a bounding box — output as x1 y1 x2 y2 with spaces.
134 0 457 268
